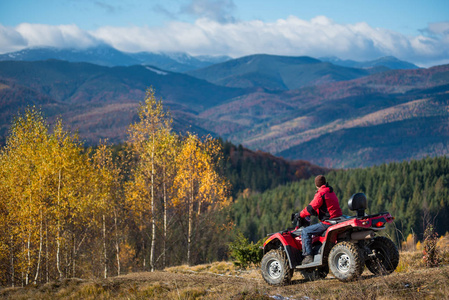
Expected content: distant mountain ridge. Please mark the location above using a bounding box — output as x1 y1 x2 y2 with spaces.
319 56 419 70
1 46 419 73
0 46 231 72
187 54 370 90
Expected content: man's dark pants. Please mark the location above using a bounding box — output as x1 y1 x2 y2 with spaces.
301 222 330 256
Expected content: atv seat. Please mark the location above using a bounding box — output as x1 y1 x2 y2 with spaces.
290 228 303 238
326 215 353 225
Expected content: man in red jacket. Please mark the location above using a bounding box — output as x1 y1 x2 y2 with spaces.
299 175 342 265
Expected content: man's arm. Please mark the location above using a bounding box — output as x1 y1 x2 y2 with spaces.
300 191 324 218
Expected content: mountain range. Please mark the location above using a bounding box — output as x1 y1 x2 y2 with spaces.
319 56 419 70
0 46 418 73
187 55 370 90
0 47 447 168
0 46 231 72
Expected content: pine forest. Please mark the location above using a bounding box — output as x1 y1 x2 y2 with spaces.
231 157 449 245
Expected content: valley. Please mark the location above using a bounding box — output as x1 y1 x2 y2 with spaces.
0 50 448 168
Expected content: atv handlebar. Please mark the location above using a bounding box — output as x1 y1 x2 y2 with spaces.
291 213 310 228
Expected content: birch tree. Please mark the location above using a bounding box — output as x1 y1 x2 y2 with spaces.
0 109 50 285
92 141 123 278
173 133 229 265
0 108 101 284
127 88 172 271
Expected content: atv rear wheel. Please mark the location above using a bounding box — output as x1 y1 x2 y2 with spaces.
261 249 292 286
300 266 328 281
365 236 399 275
328 241 363 282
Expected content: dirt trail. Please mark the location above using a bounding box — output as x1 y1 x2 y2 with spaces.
1 263 449 299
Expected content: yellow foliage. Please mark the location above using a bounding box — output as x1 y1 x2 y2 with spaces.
437 232 449 249
402 233 416 252
0 108 120 283
0 93 233 283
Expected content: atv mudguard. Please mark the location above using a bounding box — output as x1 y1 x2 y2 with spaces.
263 232 302 268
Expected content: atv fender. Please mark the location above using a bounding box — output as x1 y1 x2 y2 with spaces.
263 233 301 268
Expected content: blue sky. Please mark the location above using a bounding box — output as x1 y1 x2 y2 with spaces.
0 0 448 66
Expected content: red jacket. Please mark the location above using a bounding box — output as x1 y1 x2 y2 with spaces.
300 184 342 223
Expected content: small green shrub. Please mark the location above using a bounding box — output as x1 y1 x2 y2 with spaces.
229 231 263 269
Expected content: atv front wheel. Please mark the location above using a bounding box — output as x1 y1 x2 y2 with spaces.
328 241 363 282
261 249 292 286
365 236 399 275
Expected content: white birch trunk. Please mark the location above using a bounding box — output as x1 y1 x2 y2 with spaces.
34 210 43 284
26 193 32 285
10 234 14 287
114 210 120 276
56 169 63 279
187 174 193 265
163 166 167 268
45 221 48 283
103 214 107 278
150 135 156 272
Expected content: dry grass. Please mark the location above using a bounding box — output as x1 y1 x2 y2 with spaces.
1 253 449 299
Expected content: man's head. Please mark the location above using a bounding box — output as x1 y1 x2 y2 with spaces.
315 175 326 188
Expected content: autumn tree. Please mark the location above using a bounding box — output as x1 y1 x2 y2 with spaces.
158 132 179 268
173 133 229 265
0 108 50 285
47 119 101 279
0 93 235 285
91 141 124 278
0 108 105 285
127 88 173 272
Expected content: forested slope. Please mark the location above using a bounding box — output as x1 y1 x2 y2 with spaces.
231 156 449 244
219 140 329 197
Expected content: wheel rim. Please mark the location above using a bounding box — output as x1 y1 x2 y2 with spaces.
267 259 282 279
335 253 351 273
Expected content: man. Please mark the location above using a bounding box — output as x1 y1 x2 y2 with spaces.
299 175 342 265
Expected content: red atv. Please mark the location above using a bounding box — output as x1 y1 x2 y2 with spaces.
261 193 399 285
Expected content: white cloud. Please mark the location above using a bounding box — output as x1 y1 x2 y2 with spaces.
0 17 448 67
15 23 99 49
0 24 27 53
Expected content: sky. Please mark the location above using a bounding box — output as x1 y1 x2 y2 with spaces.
0 0 448 67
